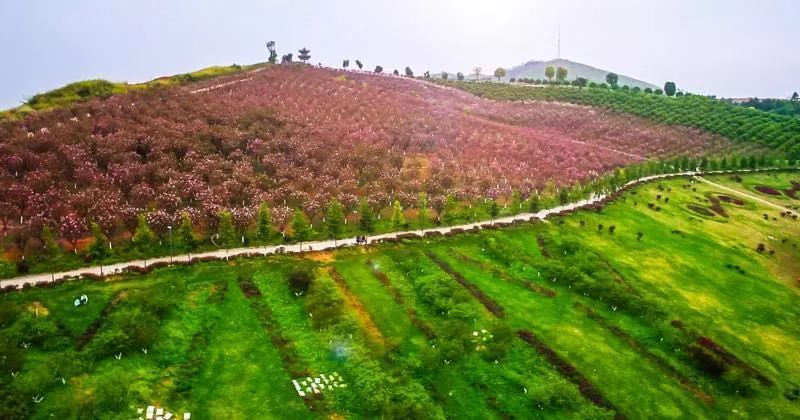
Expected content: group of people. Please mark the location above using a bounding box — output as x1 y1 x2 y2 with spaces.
355 236 368 245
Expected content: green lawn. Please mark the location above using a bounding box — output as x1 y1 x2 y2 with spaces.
1 173 799 418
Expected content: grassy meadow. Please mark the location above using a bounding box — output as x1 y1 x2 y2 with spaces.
1 172 799 419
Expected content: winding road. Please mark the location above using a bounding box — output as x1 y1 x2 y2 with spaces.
0 168 795 290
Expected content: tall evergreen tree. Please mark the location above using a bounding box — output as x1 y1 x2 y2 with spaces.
41 226 60 257
325 200 345 244
177 212 197 251
257 202 272 242
416 192 429 229
558 187 570 205
88 222 110 261
390 200 405 231
133 213 156 252
217 210 237 247
291 209 312 242
442 194 459 226
510 190 522 212
529 195 541 213
357 198 375 233
488 200 500 223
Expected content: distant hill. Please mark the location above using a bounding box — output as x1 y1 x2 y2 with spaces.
506 58 659 90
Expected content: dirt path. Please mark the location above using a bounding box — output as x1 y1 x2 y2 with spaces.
695 176 795 213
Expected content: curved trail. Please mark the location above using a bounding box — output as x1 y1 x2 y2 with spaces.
695 176 795 213
0 168 794 289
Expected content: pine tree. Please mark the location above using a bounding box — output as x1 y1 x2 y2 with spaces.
488 200 500 223
88 222 110 261
510 190 522 212
529 195 541 213
257 202 272 242
558 187 570 205
391 200 405 231
177 212 197 251
357 199 375 233
41 226 60 257
325 199 345 244
133 213 156 252
442 194 459 226
416 192 429 229
217 210 237 247
291 209 312 242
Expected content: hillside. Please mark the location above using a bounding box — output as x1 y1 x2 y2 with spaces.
0 64 766 265
0 63 263 121
446 81 800 158
506 58 659 89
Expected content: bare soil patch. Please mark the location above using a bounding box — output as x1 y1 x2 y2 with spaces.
305 251 335 263
687 204 715 217
755 185 781 196
717 195 744 205
708 197 729 218
783 181 800 199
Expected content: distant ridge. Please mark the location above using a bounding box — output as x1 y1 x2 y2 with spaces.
506 58 659 90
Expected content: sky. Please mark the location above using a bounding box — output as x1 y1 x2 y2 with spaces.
1 0 798 109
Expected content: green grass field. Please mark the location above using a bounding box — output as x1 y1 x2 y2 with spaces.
1 173 799 419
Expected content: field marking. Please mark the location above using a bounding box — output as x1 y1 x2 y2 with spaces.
1 168 796 290
694 177 795 213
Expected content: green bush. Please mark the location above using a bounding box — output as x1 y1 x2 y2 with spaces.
288 268 314 294
27 80 124 110
304 275 345 328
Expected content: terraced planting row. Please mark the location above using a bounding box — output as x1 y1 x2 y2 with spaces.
1 172 798 418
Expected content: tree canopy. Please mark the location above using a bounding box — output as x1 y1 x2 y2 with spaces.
545 66 555 81
325 199 345 241
556 66 568 81
606 72 619 86
664 81 677 97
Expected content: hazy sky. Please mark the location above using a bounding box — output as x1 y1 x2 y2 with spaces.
1 0 798 108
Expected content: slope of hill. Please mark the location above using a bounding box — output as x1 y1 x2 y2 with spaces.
507 58 659 89
446 81 800 158
0 64 766 266
0 63 264 121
